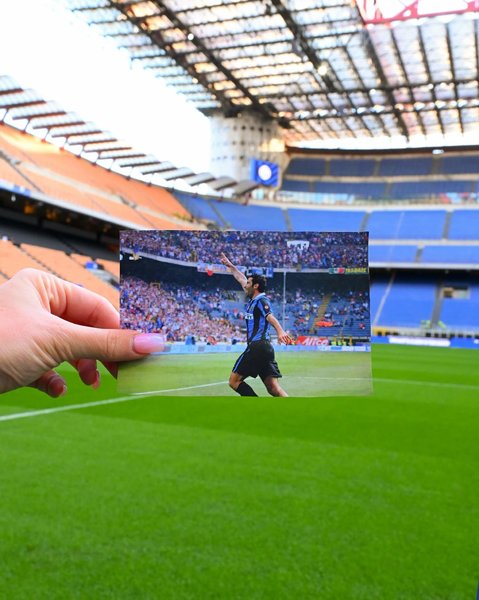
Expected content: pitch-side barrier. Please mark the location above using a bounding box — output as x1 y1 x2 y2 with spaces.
152 342 371 355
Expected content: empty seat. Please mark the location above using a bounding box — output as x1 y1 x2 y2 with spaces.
369 245 417 263
329 159 375 177
421 245 479 264
288 209 365 232
448 210 479 240
379 157 433 176
213 202 287 231
286 157 326 176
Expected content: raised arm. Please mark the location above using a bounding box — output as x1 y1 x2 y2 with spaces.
266 313 293 345
220 252 247 290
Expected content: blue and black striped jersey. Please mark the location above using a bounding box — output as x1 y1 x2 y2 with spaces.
245 293 273 343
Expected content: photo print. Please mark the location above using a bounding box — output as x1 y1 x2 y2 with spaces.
119 230 372 397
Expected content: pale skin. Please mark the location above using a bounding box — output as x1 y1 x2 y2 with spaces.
220 252 292 397
0 268 164 397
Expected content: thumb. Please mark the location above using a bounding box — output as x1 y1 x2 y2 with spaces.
63 325 165 362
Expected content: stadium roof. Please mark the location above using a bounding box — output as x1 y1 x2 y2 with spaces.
65 0 479 147
0 74 249 192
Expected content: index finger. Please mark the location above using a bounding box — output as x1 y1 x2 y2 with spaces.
40 270 119 329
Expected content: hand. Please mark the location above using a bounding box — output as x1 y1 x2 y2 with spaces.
277 331 293 345
0 269 164 397
220 253 234 269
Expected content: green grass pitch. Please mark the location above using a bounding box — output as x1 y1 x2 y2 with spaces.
0 344 478 599
118 350 373 397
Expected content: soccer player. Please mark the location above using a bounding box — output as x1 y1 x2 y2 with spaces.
220 252 291 397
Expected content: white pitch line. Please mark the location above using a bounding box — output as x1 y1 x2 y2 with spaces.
130 380 229 396
0 381 229 423
1 376 477 424
0 395 137 423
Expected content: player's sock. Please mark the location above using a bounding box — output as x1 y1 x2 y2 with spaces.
236 382 258 396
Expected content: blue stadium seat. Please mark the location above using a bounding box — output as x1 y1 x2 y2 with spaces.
174 192 220 223
369 277 390 323
369 245 418 263
398 210 445 239
421 245 479 264
329 159 375 177
288 209 365 232
314 181 385 198
448 210 479 240
379 157 433 176
213 201 287 231
281 179 311 192
440 283 479 330
389 180 473 198
367 211 403 239
441 155 479 174
367 210 445 239
286 157 326 176
377 278 436 327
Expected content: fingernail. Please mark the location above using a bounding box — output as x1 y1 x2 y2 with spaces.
92 370 101 390
133 333 165 354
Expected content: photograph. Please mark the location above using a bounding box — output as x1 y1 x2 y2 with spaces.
118 230 372 397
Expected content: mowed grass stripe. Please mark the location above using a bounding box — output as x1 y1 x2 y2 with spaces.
2 373 478 423
0 406 477 600
0 345 478 599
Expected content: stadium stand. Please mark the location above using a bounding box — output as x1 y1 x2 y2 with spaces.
421 245 479 265
0 156 33 190
288 208 365 232
314 181 387 197
366 210 446 240
440 280 479 331
286 157 326 177
378 157 433 176
330 158 376 177
170 192 220 224
441 155 479 174
213 201 287 231
280 150 479 203
1 99 478 338
0 238 44 279
448 210 479 240
369 245 418 263
389 180 474 198
0 122 193 229
374 274 437 329
171 191 479 273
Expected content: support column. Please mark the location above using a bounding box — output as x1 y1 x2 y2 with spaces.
209 111 287 185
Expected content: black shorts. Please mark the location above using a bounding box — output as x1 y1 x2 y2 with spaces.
232 340 282 380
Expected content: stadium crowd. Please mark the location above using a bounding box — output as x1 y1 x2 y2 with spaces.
121 277 241 343
121 230 368 269
121 276 370 342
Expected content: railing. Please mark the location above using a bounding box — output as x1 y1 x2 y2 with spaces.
274 190 479 207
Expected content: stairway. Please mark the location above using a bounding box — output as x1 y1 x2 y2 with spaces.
309 293 331 334
209 200 229 228
430 282 444 327
442 211 453 239
282 208 293 232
